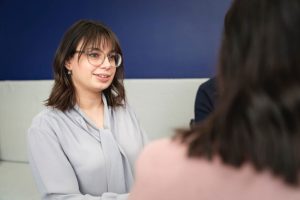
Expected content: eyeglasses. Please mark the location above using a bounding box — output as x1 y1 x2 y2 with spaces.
75 49 122 68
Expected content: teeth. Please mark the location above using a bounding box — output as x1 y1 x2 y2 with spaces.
97 74 109 78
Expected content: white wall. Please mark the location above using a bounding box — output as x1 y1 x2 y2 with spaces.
0 79 207 162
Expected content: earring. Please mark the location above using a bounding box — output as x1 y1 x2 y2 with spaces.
67 70 72 75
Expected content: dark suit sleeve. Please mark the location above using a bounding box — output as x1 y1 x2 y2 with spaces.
194 78 216 123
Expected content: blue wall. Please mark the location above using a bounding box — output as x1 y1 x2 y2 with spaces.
0 0 231 80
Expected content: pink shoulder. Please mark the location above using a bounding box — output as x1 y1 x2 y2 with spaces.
140 138 185 158
142 138 174 154
134 138 187 174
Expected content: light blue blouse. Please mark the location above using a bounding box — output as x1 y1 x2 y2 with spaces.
27 95 148 200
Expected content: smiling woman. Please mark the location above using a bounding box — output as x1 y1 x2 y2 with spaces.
27 19 148 200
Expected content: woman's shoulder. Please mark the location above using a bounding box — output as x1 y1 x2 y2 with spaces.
135 138 188 171
110 101 139 120
31 107 61 123
131 138 208 197
29 107 66 133
112 101 133 112
142 138 184 155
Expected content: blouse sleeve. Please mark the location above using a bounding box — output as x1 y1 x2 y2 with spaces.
27 121 129 200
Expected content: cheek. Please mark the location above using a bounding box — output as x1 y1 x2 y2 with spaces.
73 60 91 74
67 58 80 71
111 68 117 77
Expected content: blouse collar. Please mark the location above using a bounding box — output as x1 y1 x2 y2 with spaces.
73 93 111 131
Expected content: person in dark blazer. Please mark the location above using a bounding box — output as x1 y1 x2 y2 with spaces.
193 77 217 124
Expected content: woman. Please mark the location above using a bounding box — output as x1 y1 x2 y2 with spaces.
27 20 147 200
129 0 300 199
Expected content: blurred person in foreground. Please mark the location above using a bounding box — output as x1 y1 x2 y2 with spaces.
129 0 300 199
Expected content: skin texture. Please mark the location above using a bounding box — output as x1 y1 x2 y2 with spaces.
65 41 116 95
65 41 117 128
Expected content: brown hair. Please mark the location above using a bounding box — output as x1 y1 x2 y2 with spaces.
46 19 125 111
177 0 300 185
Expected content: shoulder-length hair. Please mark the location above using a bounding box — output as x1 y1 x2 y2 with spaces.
177 0 300 185
46 19 125 111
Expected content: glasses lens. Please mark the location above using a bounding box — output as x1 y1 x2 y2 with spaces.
85 50 122 67
108 53 122 67
86 50 104 66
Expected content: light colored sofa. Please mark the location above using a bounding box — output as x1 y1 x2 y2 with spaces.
0 78 207 200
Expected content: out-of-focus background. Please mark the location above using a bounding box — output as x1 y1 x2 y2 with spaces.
0 0 231 80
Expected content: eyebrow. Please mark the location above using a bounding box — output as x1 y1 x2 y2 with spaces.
86 47 116 53
87 47 101 51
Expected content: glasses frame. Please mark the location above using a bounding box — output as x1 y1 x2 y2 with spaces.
75 49 122 68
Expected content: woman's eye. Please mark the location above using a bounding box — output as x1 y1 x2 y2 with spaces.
108 55 114 61
88 53 100 58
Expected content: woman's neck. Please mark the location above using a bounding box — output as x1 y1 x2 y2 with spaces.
76 89 105 129
76 89 103 111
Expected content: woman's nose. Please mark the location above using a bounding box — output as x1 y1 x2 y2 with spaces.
100 56 112 69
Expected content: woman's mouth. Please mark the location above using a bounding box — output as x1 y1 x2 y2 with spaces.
93 73 111 82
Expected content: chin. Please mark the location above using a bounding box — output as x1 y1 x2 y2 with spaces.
95 83 112 92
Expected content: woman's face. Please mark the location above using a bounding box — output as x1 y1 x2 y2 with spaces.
65 40 117 95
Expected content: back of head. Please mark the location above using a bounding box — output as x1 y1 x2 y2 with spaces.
179 0 300 186
219 0 300 93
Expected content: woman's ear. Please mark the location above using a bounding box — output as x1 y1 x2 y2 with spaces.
65 59 72 71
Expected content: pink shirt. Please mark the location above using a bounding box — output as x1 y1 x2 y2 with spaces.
129 138 300 200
